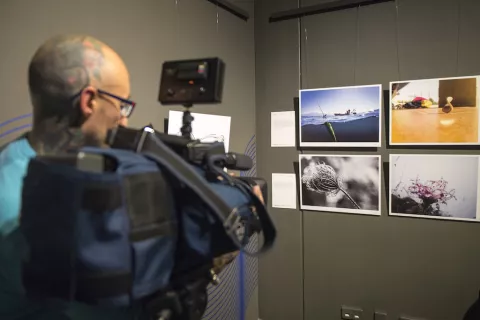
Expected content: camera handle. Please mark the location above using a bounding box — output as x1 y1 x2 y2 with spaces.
181 104 194 140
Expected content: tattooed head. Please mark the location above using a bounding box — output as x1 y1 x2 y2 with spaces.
27 34 131 152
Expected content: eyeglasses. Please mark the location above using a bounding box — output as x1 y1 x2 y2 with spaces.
71 88 136 118
97 89 136 118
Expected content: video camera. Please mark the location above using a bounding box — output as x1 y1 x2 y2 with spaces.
19 58 275 320
156 57 267 201
108 56 267 223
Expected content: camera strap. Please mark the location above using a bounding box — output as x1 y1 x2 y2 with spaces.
137 129 276 256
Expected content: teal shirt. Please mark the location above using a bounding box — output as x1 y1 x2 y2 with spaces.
0 138 36 236
0 138 137 320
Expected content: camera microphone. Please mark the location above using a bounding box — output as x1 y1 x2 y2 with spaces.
224 152 253 171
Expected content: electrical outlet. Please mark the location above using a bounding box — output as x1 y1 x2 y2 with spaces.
341 306 363 320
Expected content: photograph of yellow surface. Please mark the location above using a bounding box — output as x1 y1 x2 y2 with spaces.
390 76 480 145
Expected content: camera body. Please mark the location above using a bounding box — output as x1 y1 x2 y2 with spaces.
106 125 268 206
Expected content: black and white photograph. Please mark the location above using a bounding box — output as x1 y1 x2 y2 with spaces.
390 154 480 222
299 155 381 215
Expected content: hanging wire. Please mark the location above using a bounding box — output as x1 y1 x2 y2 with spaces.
455 0 462 75
352 5 361 85
174 0 180 52
216 2 220 35
297 0 306 318
302 24 309 90
298 16 303 90
394 0 401 80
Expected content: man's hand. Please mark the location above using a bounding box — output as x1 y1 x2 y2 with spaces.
229 171 265 205
252 185 265 205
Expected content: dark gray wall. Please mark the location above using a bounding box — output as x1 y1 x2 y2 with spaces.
255 0 480 320
0 1 258 319
255 0 304 319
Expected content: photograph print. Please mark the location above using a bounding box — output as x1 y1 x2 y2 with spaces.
299 154 381 215
390 75 480 145
299 84 382 147
389 154 480 222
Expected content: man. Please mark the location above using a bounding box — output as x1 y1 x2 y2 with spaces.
0 34 135 319
0 35 133 233
0 34 264 319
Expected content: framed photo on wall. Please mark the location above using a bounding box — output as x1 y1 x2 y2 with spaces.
389 154 480 222
299 84 382 148
389 75 480 145
299 154 381 215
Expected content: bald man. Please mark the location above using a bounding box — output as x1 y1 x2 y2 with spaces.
0 35 136 319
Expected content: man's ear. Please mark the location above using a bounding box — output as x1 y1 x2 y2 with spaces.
78 86 97 117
